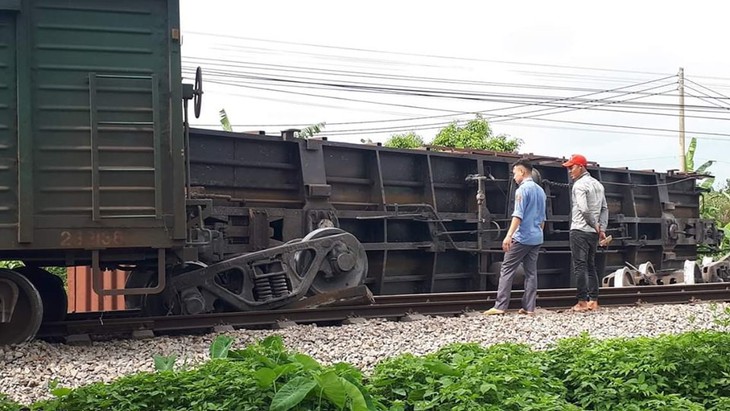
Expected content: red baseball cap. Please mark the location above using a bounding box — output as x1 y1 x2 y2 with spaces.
562 154 588 168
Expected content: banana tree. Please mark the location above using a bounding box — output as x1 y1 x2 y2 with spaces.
686 137 715 189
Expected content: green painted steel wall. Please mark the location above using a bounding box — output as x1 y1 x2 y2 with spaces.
0 13 18 229
0 0 184 253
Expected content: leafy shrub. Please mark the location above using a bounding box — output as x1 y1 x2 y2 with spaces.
21 331 730 411
432 114 522 152
618 394 706 411
32 335 378 411
0 393 22 411
545 331 730 409
708 397 730 410
384 132 424 149
369 342 577 411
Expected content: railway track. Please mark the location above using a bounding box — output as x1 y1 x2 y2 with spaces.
36 283 730 344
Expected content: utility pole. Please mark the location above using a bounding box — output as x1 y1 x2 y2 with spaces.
678 67 687 172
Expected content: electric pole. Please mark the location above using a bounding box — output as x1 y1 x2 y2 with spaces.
679 67 687 172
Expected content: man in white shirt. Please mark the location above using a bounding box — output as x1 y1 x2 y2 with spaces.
562 154 608 312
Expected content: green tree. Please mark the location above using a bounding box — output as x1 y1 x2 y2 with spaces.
686 137 730 252
685 137 715 189
295 122 326 139
432 114 522 152
384 132 424 149
219 109 233 132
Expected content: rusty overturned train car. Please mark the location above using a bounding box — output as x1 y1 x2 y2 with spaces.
0 0 722 344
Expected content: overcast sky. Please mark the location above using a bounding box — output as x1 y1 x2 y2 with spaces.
179 1 730 186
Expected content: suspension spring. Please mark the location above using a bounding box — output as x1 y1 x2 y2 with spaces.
271 274 289 297
254 277 273 301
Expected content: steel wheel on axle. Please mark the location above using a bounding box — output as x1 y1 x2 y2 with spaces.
294 227 368 295
125 262 208 316
0 269 43 345
15 267 68 323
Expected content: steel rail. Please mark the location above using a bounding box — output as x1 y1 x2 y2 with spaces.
36 283 730 342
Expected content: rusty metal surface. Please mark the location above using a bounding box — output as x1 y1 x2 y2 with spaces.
66 267 125 313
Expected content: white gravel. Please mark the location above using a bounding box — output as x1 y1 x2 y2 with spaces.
2 301 729 405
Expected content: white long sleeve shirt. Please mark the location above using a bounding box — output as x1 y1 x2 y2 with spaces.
570 172 608 233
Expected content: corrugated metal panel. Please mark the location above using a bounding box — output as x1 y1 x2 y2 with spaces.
66 266 126 312
0 13 18 226
31 0 169 219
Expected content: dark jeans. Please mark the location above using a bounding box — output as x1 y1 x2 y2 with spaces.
570 230 599 301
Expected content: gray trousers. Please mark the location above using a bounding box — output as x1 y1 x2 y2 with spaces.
494 242 540 311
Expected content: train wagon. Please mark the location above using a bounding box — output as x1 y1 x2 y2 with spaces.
0 0 368 344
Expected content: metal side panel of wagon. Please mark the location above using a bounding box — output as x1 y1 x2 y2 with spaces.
0 0 186 261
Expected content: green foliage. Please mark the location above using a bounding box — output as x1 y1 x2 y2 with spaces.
545 331 730 410
432 114 522 152
209 335 234 359
702 190 730 253
369 343 577 411
295 122 326 139
219 109 233 132
710 302 730 328
384 132 424 149
0 393 22 411
708 397 730 410
32 335 378 411
686 136 697 172
688 137 730 253
153 355 177 372
48 379 72 399
618 394 706 411
25 331 730 410
686 137 716 188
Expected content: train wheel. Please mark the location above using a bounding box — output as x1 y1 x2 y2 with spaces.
124 268 168 316
0 269 43 345
125 263 207 316
295 228 368 295
14 267 67 323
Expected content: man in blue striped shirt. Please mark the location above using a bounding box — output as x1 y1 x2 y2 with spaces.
484 160 547 315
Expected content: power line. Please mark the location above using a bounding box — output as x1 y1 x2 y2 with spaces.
683 87 730 110
198 74 730 124
183 56 647 92
184 31 676 77
684 78 730 107
183 64 679 102
187 65 730 116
